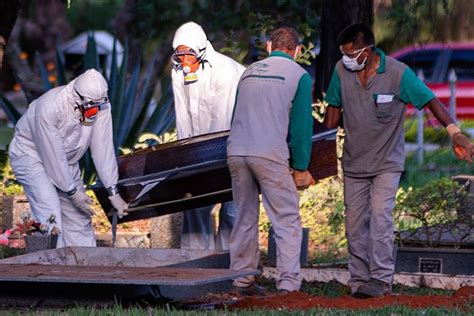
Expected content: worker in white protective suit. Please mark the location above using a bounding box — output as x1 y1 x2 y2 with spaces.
9 69 128 248
171 22 245 250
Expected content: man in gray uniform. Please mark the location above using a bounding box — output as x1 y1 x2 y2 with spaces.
324 23 474 298
227 27 315 294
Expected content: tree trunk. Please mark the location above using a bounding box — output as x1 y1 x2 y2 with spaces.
0 0 20 69
313 0 373 100
112 0 143 72
11 0 71 63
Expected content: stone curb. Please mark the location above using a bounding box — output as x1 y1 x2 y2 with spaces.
262 267 474 290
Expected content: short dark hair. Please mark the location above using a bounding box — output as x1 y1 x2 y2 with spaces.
270 27 300 51
337 23 375 49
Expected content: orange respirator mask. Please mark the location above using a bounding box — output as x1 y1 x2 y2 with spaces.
171 47 206 83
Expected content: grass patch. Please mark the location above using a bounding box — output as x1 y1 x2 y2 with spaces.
300 281 350 297
299 281 455 298
392 284 455 296
1 304 468 315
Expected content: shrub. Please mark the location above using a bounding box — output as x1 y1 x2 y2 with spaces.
394 178 471 247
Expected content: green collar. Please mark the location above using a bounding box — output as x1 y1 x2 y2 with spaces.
270 50 293 60
375 47 385 74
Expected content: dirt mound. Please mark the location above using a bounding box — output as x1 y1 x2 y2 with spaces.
232 286 474 311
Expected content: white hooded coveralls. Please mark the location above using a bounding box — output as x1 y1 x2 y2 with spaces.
171 22 245 249
9 69 118 247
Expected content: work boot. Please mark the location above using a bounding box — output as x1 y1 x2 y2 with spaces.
230 283 267 297
352 278 391 299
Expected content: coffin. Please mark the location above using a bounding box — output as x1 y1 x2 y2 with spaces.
91 121 338 224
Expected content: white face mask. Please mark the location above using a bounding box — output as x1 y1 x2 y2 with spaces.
340 45 372 72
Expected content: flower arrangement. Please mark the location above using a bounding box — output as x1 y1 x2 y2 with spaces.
13 214 60 237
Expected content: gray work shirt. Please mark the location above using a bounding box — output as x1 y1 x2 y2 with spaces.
325 48 435 178
227 51 312 169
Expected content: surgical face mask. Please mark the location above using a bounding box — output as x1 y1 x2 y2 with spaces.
74 88 108 125
340 45 372 72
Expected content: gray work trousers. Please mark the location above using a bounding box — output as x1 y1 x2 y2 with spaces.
181 202 235 250
228 156 302 292
344 172 401 293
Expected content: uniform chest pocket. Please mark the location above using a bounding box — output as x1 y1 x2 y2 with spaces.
374 93 396 123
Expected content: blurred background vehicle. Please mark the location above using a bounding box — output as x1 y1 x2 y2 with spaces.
391 43 474 120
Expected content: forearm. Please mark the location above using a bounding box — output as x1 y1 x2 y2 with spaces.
90 109 119 190
426 98 455 127
426 98 474 163
323 106 342 129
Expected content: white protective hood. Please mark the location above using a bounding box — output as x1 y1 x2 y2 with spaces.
172 21 208 52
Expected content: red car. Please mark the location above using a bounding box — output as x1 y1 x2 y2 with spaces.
391 43 474 120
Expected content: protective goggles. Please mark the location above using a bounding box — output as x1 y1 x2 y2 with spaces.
74 88 109 109
171 47 206 66
339 44 373 58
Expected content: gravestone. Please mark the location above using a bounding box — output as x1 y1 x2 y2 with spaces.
150 213 183 248
396 175 474 275
1 194 30 232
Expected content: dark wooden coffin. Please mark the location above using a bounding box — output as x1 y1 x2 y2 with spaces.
91 121 337 224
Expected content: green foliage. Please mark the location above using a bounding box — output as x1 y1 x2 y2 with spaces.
66 0 123 34
460 120 474 129
0 246 22 260
394 178 470 247
131 0 318 65
375 0 474 52
8 300 467 315
0 124 14 150
402 147 474 188
0 152 23 196
404 118 450 145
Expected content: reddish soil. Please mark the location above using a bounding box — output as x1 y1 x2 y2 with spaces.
232 286 474 311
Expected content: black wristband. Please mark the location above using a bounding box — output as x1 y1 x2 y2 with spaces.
66 188 77 197
106 185 119 196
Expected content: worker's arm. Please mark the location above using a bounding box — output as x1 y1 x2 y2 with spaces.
90 104 128 217
425 98 474 162
400 67 474 162
425 98 454 127
33 105 76 193
90 104 119 190
213 64 245 131
289 73 313 171
323 68 343 128
289 72 315 190
171 70 192 139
